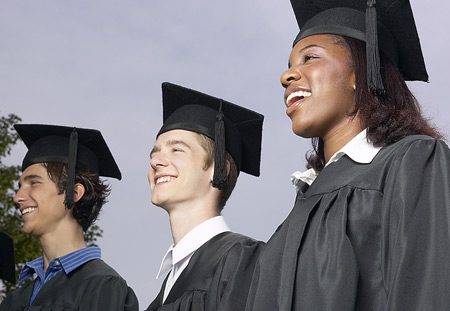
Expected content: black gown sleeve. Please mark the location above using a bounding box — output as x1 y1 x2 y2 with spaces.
0 281 33 311
206 238 263 311
0 259 139 311
78 274 139 311
383 138 450 310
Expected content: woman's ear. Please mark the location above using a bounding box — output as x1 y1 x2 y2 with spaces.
350 70 356 92
73 183 85 203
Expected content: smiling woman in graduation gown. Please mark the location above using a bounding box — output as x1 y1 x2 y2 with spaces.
245 0 450 310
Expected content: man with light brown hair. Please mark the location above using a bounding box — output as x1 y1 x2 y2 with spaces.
146 82 264 311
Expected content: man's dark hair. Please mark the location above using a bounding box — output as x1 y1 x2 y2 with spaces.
306 35 442 171
43 162 111 231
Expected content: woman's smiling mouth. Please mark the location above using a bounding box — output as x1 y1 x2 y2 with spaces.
286 90 312 107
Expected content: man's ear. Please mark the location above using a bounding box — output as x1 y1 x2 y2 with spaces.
209 161 231 183
73 183 85 203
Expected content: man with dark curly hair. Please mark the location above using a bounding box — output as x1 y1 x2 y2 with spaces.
0 124 138 311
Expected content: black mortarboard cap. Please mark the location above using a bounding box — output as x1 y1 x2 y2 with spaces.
14 124 122 209
290 0 428 96
157 82 264 190
0 231 16 284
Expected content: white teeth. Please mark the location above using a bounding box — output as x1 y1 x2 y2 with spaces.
22 207 36 215
287 90 312 106
156 176 176 184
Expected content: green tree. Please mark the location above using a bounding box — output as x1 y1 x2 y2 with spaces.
0 114 103 300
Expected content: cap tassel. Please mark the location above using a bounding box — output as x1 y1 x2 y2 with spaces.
212 100 227 190
64 128 78 209
366 0 386 97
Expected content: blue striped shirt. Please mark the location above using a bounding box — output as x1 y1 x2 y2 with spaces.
18 247 101 305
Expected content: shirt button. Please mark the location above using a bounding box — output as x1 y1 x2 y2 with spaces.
55 260 61 266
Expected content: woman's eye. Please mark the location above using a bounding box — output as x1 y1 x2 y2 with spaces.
304 54 317 62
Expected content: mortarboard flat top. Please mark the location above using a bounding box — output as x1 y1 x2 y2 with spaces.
290 0 427 82
0 231 16 284
158 82 264 177
14 124 121 180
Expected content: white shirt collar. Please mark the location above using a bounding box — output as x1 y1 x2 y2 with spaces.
291 130 381 187
156 215 230 279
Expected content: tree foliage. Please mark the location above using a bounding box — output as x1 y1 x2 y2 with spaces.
0 114 103 300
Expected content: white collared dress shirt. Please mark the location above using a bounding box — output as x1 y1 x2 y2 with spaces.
291 130 381 190
156 216 230 302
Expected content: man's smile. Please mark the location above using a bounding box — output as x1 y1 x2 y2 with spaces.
155 176 176 185
20 206 37 216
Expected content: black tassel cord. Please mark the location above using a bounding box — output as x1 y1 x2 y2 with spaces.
212 100 228 190
366 0 386 97
64 128 78 209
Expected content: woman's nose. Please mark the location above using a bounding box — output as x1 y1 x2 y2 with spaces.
280 67 301 88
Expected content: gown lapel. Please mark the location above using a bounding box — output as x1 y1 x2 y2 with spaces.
279 181 323 310
146 275 168 311
164 232 232 304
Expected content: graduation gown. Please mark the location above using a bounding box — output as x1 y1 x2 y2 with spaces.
0 258 138 311
246 135 450 311
146 231 263 311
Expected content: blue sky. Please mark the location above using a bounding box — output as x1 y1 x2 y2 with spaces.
1 0 449 306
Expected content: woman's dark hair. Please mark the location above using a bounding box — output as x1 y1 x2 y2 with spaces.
43 162 111 231
306 35 442 171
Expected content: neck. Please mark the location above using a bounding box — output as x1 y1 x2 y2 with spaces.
167 200 219 246
322 119 365 163
39 222 86 271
